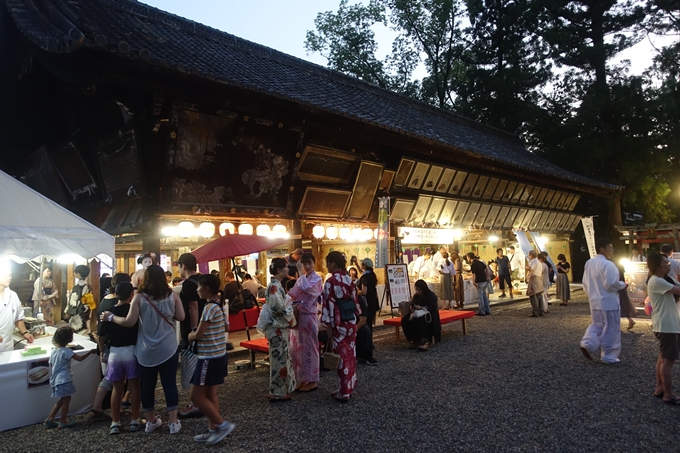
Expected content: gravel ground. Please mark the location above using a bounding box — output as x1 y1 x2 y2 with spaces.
4 292 680 453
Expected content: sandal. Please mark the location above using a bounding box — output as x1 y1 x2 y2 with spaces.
268 395 292 403
110 424 121 435
299 383 318 392
654 391 664 398
333 394 350 403
663 396 680 405
88 410 110 422
44 420 59 428
58 421 77 429
129 421 142 432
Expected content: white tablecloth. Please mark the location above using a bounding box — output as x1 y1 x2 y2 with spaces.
0 327 99 432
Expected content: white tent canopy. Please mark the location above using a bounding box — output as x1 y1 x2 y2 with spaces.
0 169 114 262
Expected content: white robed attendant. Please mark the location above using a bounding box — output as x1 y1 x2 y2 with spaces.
580 241 626 364
509 249 526 280
0 270 34 353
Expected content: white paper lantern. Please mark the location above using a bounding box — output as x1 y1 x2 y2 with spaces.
362 228 373 241
339 227 351 240
219 222 235 236
238 223 253 235
488 235 498 243
312 225 325 239
178 221 195 238
373 228 379 240
199 222 215 238
161 226 177 237
326 226 338 240
272 224 287 238
256 224 271 236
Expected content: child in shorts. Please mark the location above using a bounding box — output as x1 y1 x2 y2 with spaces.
44 327 95 428
187 274 234 445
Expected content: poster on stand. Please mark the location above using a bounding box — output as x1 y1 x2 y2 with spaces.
623 261 649 304
385 264 411 308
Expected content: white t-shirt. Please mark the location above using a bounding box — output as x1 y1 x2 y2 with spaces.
529 258 543 278
648 275 680 333
0 288 24 352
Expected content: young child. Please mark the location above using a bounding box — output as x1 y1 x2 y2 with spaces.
44 326 96 428
188 274 235 444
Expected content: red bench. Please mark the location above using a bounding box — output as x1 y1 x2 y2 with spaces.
383 309 476 341
240 337 324 368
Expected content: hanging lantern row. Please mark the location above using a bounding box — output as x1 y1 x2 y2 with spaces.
162 221 289 239
311 224 378 242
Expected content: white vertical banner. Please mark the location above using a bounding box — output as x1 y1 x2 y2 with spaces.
514 230 533 257
581 217 596 259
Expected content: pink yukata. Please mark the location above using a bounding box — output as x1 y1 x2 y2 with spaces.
322 270 361 399
288 270 323 384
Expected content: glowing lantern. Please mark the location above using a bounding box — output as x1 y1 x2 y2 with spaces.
312 225 325 239
256 224 271 236
238 223 253 235
272 224 287 238
326 226 338 240
178 221 195 238
362 228 373 241
199 222 215 238
219 222 235 236
339 227 351 240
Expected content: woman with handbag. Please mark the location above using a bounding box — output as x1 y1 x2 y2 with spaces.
321 251 360 403
101 265 185 435
259 257 296 402
400 279 442 351
287 253 323 393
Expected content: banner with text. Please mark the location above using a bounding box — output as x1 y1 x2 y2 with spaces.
375 197 390 268
581 217 596 259
397 227 454 245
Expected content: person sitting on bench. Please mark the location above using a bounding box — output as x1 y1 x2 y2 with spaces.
400 280 441 351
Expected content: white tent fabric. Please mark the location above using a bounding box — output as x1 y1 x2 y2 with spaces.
0 169 114 261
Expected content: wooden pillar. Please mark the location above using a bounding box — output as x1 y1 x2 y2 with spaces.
52 264 64 323
292 220 302 251
89 259 101 334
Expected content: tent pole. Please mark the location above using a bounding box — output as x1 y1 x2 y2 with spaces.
35 256 45 317
233 257 250 341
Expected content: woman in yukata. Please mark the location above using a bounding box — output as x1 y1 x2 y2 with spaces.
322 251 360 403
287 252 323 392
260 258 296 402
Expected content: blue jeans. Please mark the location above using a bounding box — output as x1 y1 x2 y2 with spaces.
139 350 179 413
477 282 490 314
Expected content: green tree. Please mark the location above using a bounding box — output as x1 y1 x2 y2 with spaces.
454 0 552 132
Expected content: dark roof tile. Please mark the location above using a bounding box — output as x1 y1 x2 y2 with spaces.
5 0 616 190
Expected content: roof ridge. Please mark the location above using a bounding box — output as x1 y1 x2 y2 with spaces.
100 0 521 143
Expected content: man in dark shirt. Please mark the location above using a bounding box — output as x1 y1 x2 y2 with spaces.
286 248 303 282
466 252 491 316
222 271 240 311
358 258 379 329
495 248 513 298
175 253 206 419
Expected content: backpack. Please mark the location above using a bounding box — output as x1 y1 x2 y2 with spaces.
228 288 256 314
484 263 495 281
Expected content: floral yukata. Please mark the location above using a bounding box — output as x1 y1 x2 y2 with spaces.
322 270 360 399
288 270 323 384
263 279 296 397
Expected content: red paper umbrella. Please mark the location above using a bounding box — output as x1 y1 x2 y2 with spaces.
191 232 287 263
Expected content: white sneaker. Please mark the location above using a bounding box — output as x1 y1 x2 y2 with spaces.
145 416 162 433
206 421 235 444
169 421 181 434
194 431 214 443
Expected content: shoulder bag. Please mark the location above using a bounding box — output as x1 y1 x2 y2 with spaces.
142 294 175 328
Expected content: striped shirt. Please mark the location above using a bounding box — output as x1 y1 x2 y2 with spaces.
196 301 227 359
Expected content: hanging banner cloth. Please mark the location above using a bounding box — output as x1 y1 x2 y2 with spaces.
581 217 596 259
529 232 558 275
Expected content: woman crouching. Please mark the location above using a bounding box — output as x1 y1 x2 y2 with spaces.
401 280 441 351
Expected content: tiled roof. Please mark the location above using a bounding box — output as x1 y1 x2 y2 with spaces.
5 0 616 190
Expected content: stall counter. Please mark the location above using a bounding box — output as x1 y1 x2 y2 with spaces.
0 326 99 432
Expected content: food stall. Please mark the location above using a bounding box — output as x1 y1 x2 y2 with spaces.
0 169 114 431
396 226 479 307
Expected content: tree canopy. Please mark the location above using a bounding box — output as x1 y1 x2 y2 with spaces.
306 0 680 225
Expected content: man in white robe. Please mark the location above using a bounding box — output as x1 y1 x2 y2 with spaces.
580 238 627 364
508 246 525 281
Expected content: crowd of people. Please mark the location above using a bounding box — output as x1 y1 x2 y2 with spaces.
22 236 680 443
